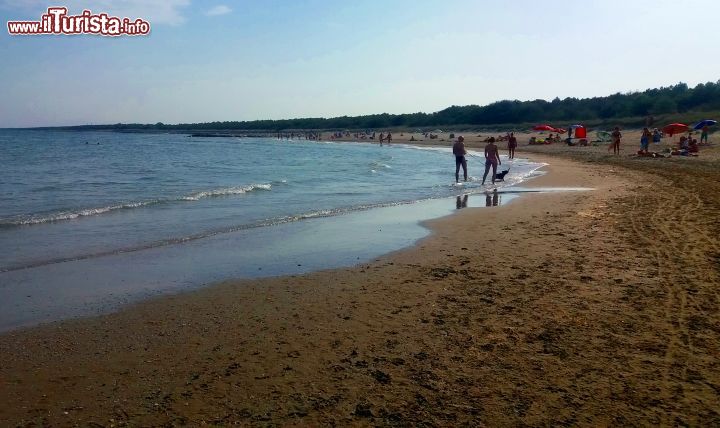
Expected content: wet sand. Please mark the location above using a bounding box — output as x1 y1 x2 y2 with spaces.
1 139 719 425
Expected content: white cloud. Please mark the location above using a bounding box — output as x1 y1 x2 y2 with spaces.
205 5 231 16
0 0 192 25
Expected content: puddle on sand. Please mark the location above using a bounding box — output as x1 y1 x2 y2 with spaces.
454 186 593 209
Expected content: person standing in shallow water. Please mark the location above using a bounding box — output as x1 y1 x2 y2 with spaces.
452 136 468 183
507 132 517 159
482 138 501 185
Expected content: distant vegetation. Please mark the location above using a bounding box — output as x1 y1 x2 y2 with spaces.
45 81 720 131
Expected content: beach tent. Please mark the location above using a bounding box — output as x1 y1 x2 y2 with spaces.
569 124 587 139
595 130 612 143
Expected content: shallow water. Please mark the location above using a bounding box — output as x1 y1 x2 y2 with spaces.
0 130 552 331
0 131 546 272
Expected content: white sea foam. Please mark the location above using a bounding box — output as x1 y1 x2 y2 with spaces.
1 183 274 227
181 184 272 201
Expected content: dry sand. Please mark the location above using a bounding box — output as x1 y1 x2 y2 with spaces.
1 138 719 426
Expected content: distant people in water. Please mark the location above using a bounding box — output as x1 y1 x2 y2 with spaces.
452 136 468 183
507 132 517 159
609 127 622 155
386 132 392 144
482 138 501 185
379 132 385 145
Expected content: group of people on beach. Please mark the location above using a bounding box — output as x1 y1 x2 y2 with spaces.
452 135 504 185
638 125 709 156
639 127 662 152
276 132 324 140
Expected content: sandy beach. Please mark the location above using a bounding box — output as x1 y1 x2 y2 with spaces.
1 138 719 426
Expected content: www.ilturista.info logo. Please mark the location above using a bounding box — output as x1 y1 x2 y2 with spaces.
7 7 150 36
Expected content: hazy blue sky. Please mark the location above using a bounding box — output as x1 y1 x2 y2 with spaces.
1 0 718 127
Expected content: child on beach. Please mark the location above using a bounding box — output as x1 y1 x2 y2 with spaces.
652 128 662 144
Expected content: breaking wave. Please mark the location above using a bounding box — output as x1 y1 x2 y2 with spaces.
0 183 274 227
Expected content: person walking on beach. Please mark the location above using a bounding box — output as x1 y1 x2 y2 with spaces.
453 136 468 183
609 127 622 155
507 132 517 159
701 125 709 144
482 137 501 185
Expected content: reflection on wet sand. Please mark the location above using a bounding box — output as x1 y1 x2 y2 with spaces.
456 190 502 209
485 189 500 207
456 195 469 209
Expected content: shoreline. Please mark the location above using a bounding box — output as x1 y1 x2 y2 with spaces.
1 147 719 425
0 141 547 333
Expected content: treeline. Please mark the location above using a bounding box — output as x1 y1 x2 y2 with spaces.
54 81 720 131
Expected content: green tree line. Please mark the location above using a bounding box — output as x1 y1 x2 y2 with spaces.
52 80 720 131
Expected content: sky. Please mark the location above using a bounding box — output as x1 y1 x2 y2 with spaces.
1 0 719 127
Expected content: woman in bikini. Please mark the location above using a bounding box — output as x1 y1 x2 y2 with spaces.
482 138 502 185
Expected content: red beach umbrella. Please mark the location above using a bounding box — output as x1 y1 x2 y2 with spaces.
662 123 689 137
532 125 556 132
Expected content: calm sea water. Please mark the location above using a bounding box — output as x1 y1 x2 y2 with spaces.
0 130 546 330
0 130 544 272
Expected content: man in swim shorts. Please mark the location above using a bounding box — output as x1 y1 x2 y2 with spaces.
507 132 517 159
452 136 468 183
482 138 501 185
609 127 621 155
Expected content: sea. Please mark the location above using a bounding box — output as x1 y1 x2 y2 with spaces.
0 130 546 331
